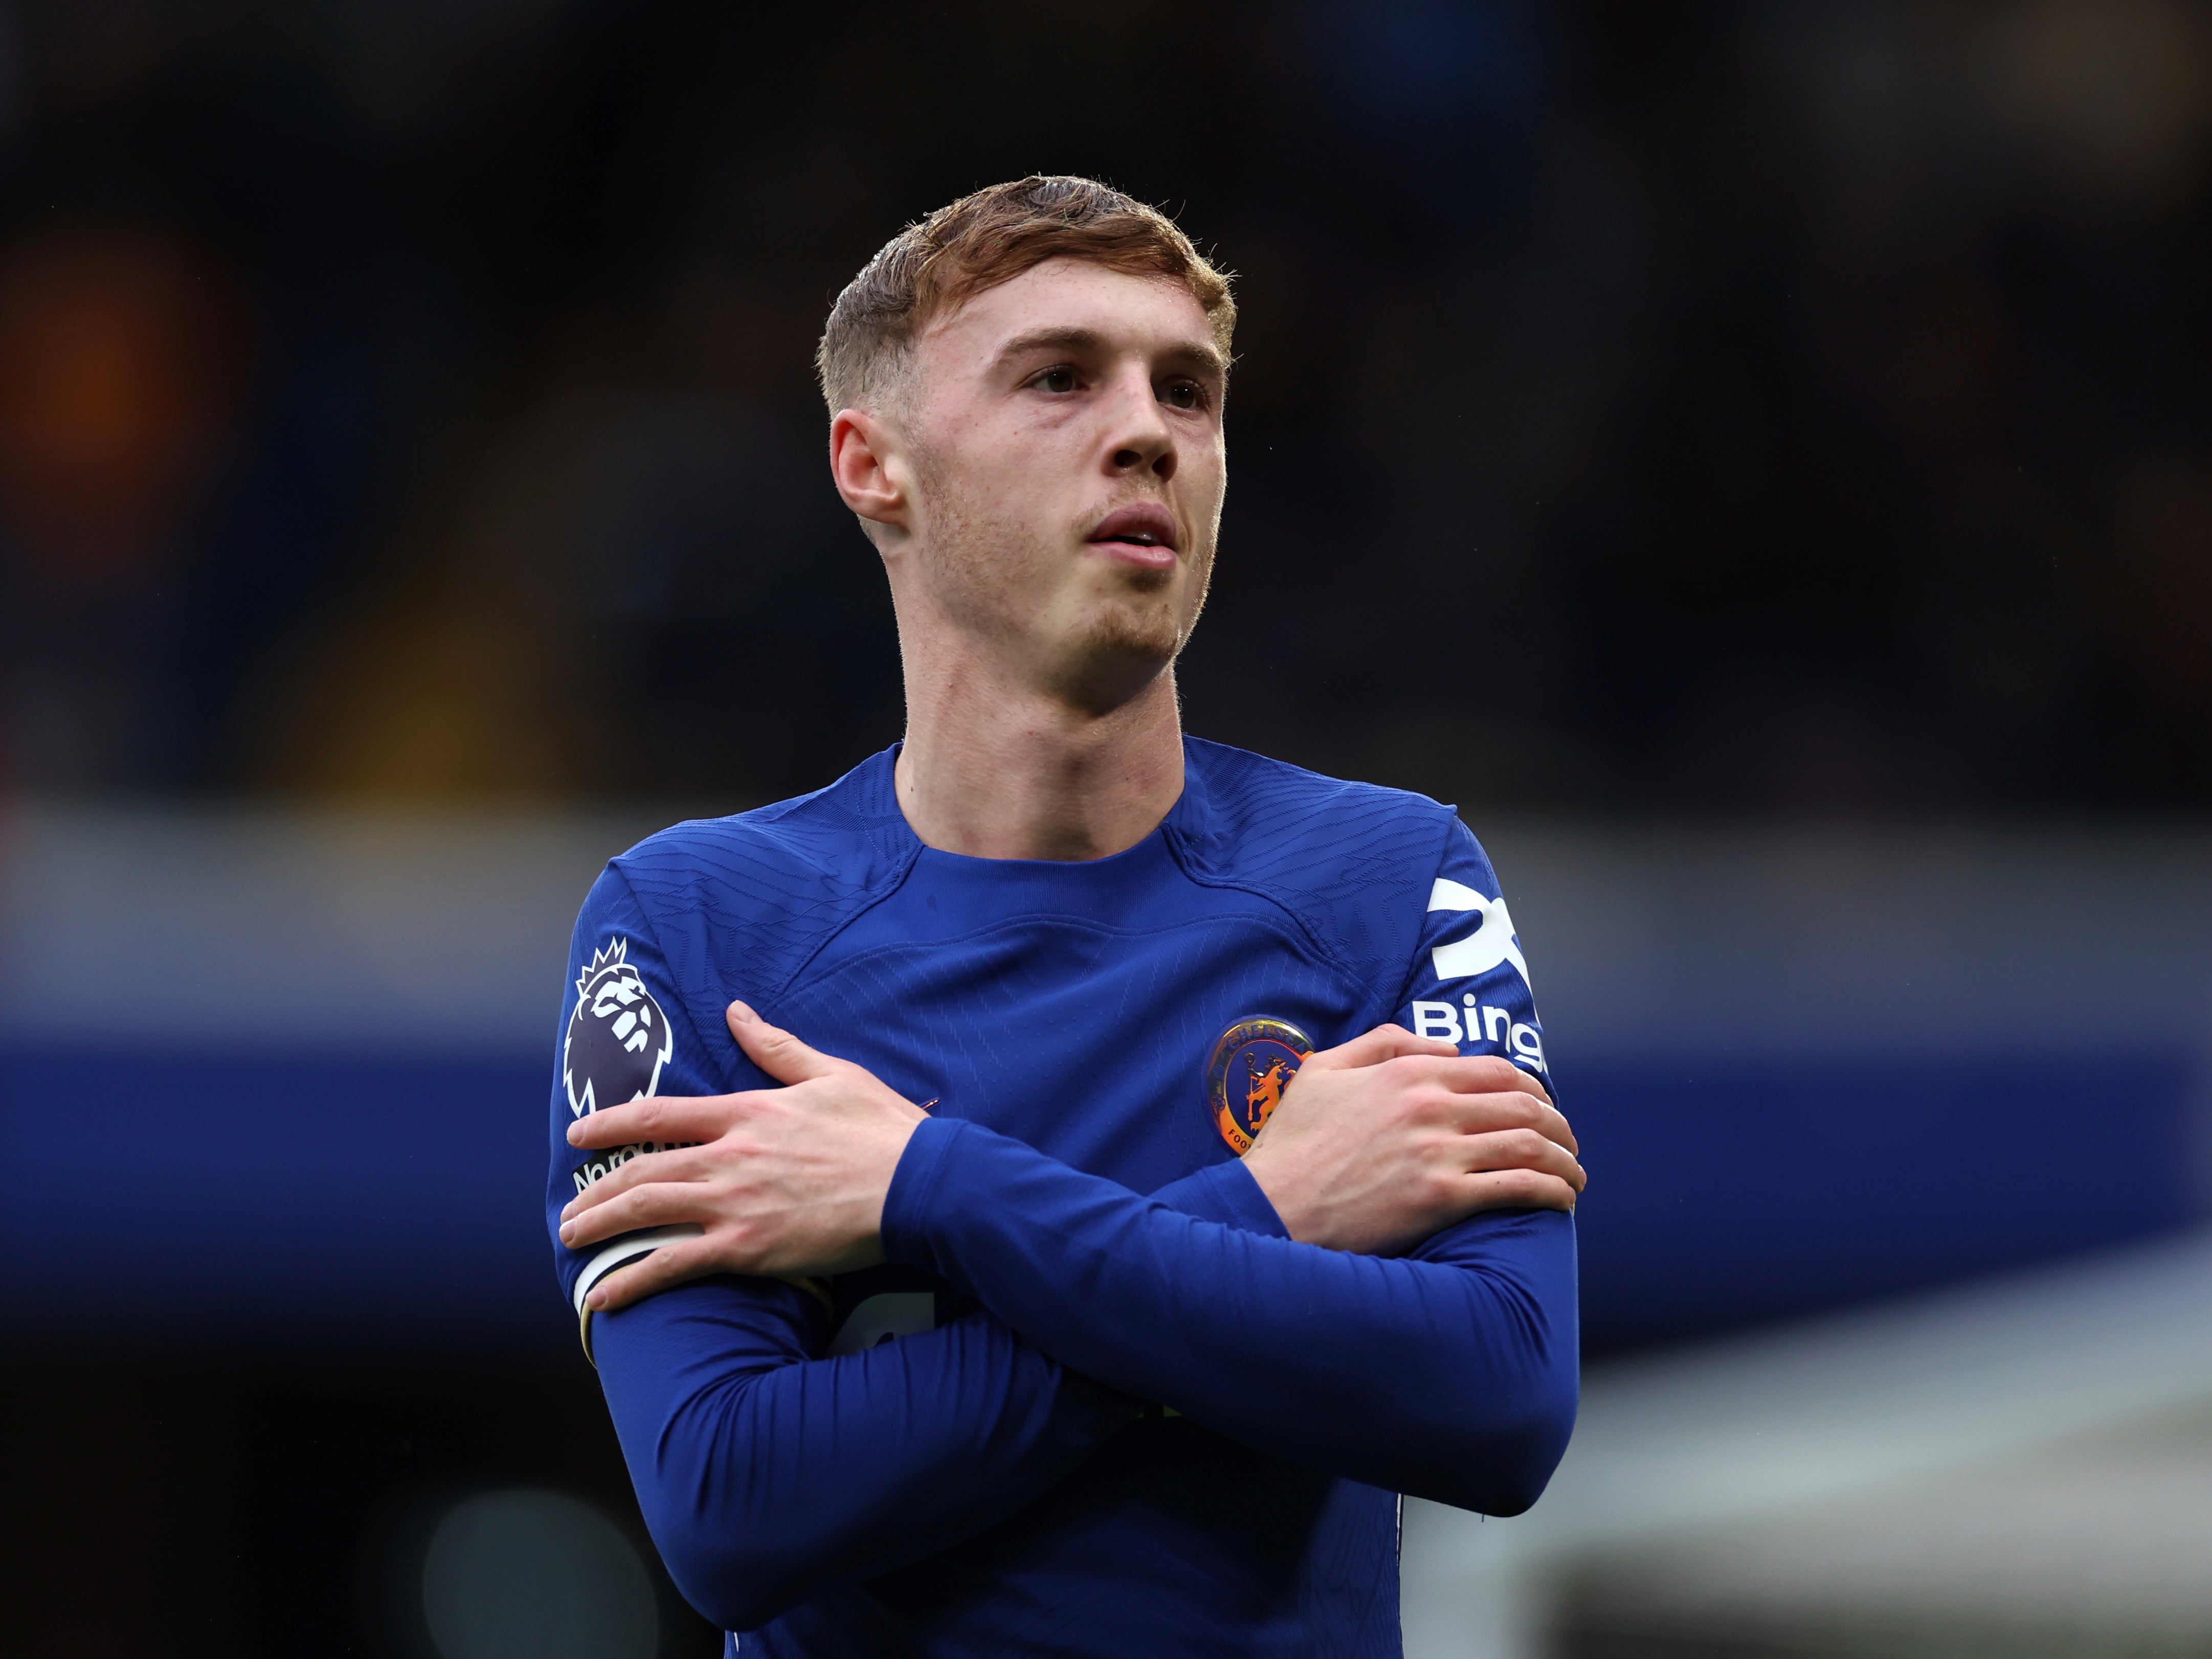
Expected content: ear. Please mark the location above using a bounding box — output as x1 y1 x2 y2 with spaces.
829 408 910 540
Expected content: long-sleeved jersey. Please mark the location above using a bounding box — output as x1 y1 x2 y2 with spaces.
546 738 1577 1657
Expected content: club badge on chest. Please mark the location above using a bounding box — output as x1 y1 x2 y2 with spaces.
1205 1017 1314 1156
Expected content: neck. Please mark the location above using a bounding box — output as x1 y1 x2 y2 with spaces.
893 632 1187 863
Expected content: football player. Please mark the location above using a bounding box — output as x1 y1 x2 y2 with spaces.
550 176 1584 1657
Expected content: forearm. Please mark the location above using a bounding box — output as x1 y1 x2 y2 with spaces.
883 1118 1579 1514
590 1153 1285 1631
593 1275 1139 1632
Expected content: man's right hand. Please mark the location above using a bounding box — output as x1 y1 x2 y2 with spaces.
1241 1025 1583 1256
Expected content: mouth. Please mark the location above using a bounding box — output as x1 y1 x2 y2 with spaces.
1086 504 1179 570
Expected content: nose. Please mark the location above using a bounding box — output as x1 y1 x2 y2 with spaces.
1104 366 1177 484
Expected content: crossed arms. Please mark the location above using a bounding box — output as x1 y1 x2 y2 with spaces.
557 1003 1585 1632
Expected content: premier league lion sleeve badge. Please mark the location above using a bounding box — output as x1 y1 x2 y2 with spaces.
563 938 675 1117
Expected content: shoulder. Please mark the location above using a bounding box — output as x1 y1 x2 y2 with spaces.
1171 737 1466 988
607 748 918 1004
1176 737 1462 863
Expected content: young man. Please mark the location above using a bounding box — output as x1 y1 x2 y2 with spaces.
548 177 1584 1658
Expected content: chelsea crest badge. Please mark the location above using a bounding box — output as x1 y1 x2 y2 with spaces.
1206 1017 1315 1156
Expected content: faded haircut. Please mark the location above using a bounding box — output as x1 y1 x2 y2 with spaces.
816 175 1235 414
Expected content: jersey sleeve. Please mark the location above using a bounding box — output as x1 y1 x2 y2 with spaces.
550 865 734 1317
591 1286 1142 1633
552 864 1142 1635
1395 816 1552 1089
882 1119 1576 1516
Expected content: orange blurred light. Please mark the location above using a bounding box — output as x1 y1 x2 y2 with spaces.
0 225 250 588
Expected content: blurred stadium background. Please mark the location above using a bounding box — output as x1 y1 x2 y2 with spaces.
1 2 2209 1655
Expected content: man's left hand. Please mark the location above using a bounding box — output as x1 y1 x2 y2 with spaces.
560 1001 928 1311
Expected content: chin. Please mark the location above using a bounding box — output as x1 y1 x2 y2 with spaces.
1049 608 1185 715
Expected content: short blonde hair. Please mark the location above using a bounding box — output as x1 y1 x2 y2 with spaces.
816 175 1235 413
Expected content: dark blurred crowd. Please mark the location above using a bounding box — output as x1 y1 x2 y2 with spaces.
0 0 2206 812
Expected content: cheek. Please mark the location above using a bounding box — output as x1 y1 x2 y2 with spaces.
1175 442 1227 523
1183 454 1228 548
1193 439 1228 503
933 420 1077 531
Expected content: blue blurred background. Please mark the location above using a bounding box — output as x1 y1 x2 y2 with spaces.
2 2 2209 1655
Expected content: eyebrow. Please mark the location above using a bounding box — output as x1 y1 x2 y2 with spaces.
993 325 1227 381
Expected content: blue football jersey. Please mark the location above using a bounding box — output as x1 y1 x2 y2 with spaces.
547 738 1576 1658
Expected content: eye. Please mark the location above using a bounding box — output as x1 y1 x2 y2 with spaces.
1032 365 1079 394
1161 379 1205 411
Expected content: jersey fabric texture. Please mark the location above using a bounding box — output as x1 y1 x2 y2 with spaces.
545 738 1579 1658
